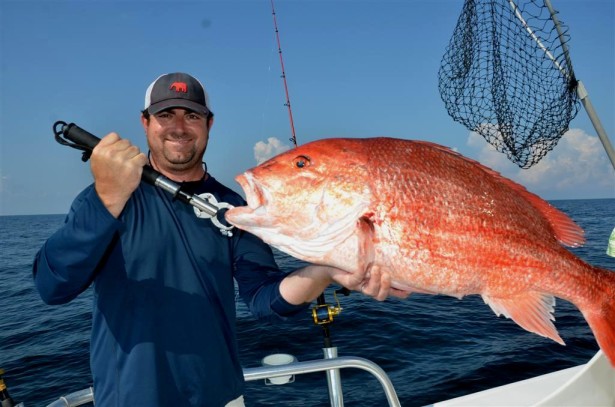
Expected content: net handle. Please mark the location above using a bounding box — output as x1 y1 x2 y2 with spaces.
511 0 615 169
543 0 615 169
507 0 570 78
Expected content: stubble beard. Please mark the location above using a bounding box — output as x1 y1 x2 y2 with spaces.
162 146 199 171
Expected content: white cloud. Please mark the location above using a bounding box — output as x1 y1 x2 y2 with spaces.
466 128 615 199
253 137 292 165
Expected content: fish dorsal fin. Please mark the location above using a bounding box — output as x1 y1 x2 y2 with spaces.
482 292 564 345
509 190 585 247
413 140 585 248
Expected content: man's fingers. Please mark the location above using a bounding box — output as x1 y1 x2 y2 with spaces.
328 265 409 301
331 269 363 289
359 266 382 299
375 272 391 301
96 132 121 146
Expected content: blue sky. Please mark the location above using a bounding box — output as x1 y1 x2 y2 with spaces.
1 0 613 216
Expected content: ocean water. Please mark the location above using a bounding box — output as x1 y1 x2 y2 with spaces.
1 199 613 406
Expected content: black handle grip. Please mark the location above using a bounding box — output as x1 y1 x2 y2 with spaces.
61 122 101 150
55 121 226 228
141 166 160 185
61 122 161 186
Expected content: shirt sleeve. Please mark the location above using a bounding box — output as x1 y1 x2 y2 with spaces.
33 186 123 305
232 229 309 322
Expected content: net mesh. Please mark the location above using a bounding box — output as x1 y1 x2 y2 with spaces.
438 0 580 168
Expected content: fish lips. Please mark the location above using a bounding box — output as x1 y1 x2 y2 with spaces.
238 172 266 209
225 172 269 227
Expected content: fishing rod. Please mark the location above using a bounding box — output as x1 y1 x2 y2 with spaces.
52 121 234 236
310 288 347 407
269 2 351 405
270 0 298 147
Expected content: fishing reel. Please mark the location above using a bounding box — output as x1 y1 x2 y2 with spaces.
311 287 349 325
0 368 19 407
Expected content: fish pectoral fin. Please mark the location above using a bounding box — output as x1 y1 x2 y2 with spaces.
482 292 565 345
320 215 376 279
356 216 376 272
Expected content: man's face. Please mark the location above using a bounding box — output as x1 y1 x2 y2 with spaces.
143 108 212 175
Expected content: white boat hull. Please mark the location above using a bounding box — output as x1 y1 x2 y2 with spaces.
433 350 615 406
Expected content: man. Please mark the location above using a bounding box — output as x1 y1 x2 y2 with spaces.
33 72 394 406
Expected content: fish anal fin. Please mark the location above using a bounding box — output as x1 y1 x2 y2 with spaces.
482 292 565 345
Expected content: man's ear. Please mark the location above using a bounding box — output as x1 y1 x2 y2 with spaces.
141 113 149 132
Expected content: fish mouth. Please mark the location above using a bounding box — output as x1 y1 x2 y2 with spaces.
235 171 267 210
225 171 273 229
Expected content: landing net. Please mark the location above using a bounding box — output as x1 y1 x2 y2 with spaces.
438 0 580 168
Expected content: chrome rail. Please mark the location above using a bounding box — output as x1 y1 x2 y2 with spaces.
243 356 401 407
46 388 94 407
45 356 401 407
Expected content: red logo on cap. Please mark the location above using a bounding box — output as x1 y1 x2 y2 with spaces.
170 82 188 93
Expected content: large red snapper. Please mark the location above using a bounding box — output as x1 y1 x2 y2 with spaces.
225 137 615 366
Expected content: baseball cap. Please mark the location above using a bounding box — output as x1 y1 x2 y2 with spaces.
144 72 212 116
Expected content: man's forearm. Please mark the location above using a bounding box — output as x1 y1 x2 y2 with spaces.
278 265 334 305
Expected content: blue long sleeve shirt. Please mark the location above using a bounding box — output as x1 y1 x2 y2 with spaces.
33 176 306 406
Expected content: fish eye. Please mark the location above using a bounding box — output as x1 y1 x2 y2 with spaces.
293 155 311 169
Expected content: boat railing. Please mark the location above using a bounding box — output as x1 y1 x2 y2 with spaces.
244 356 401 406
45 355 401 407
45 388 93 407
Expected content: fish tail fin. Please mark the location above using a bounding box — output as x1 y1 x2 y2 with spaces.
578 266 615 367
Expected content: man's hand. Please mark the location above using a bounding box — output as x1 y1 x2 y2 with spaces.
328 265 411 301
280 264 410 306
90 133 148 218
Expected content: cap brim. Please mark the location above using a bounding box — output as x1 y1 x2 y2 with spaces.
147 99 210 116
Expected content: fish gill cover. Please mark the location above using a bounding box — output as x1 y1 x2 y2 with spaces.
438 0 580 169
